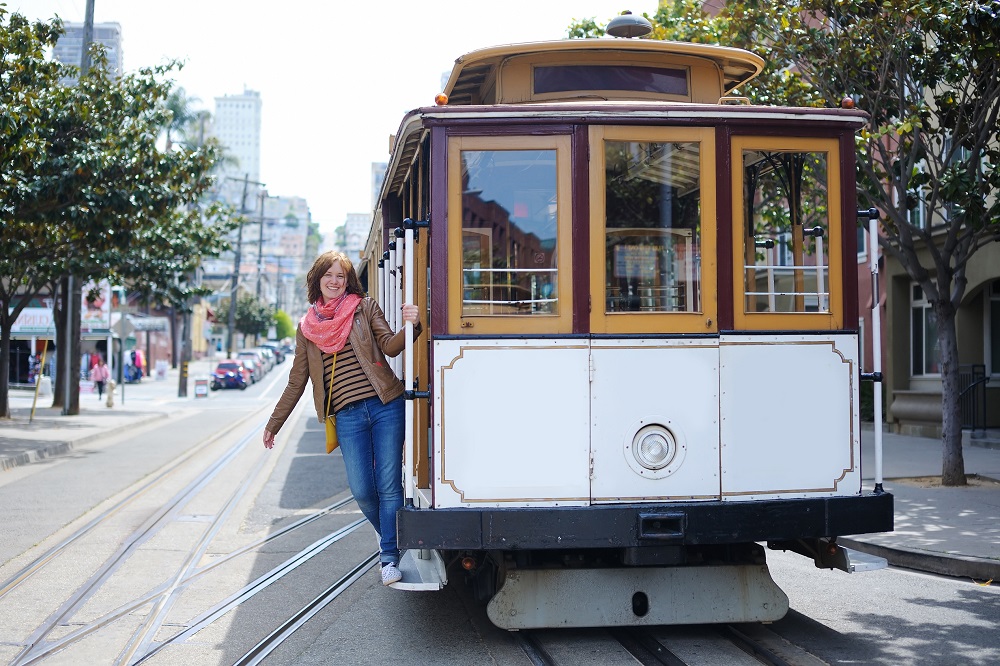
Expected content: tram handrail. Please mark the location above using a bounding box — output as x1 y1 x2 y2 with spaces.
403 225 415 505
391 241 402 378
866 214 884 493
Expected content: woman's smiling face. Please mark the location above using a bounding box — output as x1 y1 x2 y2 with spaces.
320 260 347 303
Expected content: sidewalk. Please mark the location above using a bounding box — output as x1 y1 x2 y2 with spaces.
844 426 1000 582
2 383 998 582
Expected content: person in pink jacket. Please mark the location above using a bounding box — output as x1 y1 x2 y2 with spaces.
91 358 110 399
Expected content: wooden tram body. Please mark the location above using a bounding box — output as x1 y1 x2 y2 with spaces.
361 38 893 629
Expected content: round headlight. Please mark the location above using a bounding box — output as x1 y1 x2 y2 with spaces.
633 427 675 471
635 431 673 470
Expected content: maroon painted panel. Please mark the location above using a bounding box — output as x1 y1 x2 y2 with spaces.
715 125 735 331
571 125 591 334
429 125 449 337
840 131 860 331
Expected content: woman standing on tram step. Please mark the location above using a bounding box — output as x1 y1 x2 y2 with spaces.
263 250 422 586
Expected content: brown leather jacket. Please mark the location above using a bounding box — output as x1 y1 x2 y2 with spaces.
265 297 422 435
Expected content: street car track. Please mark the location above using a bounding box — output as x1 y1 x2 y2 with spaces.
232 551 380 666
0 410 257 601
516 624 827 666
10 426 265 665
5 390 339 666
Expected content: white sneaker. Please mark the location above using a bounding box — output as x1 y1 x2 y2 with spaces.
380 562 402 586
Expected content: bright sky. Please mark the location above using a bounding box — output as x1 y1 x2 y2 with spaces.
16 1 660 234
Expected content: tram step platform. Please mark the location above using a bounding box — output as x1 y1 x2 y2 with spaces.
391 548 447 591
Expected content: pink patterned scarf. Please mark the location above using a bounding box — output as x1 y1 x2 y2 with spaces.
299 293 362 353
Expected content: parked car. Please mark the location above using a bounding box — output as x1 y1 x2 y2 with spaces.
259 342 285 364
210 361 250 390
239 357 262 383
252 346 276 371
237 350 267 378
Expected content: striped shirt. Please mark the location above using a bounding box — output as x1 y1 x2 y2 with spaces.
323 338 377 415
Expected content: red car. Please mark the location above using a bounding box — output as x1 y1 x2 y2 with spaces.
211 361 251 390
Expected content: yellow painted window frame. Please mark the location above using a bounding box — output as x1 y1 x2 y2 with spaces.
589 126 718 335
447 134 573 335
731 136 843 330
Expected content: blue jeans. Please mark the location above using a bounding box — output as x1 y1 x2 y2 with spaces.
335 395 404 566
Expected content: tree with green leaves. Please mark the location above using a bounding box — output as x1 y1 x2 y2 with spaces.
236 293 274 343
570 2 1000 485
274 310 295 340
218 294 273 344
0 9 236 417
759 1 1000 486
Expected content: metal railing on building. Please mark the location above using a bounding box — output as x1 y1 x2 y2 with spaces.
959 363 989 436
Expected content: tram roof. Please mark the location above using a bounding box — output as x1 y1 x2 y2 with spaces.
442 39 765 105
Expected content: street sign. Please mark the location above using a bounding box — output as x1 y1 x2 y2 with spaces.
114 316 135 339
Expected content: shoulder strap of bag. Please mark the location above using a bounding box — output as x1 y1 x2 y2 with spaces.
324 352 338 416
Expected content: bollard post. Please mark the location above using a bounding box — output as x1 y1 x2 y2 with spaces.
178 360 189 398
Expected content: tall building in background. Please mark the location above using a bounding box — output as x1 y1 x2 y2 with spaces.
199 88 264 336
52 22 123 79
343 214 369 263
212 88 263 208
371 162 388 211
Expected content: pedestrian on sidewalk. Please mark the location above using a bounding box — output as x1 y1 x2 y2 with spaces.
91 357 110 400
262 250 422 587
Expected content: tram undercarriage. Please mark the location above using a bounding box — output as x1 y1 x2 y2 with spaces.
394 539 885 630
396 495 892 629
485 558 788 629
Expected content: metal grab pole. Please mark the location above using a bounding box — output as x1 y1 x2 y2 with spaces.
870 218 884 493
392 242 403 378
403 228 415 504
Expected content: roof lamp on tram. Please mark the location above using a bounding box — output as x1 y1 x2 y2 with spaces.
606 11 653 39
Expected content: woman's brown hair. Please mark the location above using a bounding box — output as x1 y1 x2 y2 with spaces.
305 251 364 304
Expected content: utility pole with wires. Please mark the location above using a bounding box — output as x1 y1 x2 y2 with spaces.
225 174 265 358
62 0 95 416
256 190 270 299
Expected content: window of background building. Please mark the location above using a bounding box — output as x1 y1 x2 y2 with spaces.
911 283 940 376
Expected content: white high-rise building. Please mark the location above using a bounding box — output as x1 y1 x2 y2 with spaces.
212 88 263 208
52 22 123 79
344 213 369 264
371 162 388 211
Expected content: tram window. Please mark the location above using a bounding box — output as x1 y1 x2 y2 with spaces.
534 65 687 96
460 149 559 317
602 140 702 313
742 149 831 314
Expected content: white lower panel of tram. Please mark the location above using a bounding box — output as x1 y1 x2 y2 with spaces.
431 334 861 508
719 333 861 499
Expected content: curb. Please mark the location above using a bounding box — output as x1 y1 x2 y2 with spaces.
0 441 75 472
840 537 999 583
968 438 1000 451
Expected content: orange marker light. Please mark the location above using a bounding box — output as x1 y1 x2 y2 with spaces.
461 556 477 571
435 93 449 106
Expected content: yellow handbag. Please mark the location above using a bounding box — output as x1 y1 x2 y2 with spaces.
324 353 338 454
